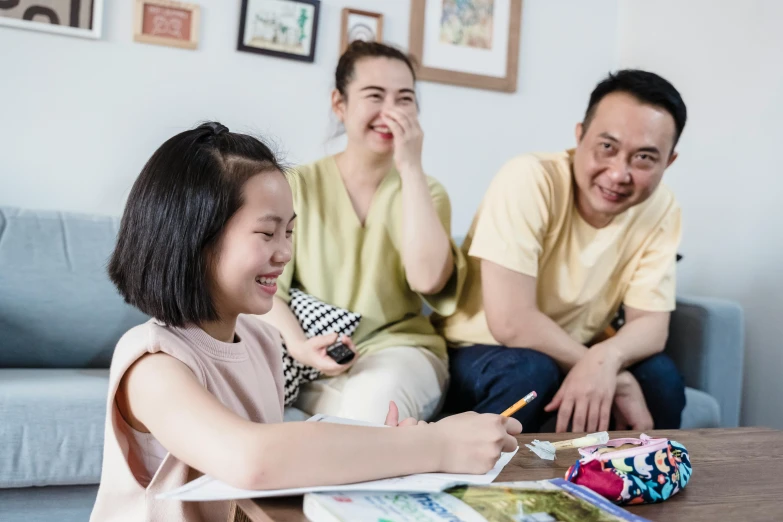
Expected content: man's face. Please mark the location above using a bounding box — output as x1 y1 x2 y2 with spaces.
572 92 678 226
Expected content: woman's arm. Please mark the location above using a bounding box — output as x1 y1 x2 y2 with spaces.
261 296 307 349
399 168 455 294
258 298 356 376
119 353 521 490
383 108 454 295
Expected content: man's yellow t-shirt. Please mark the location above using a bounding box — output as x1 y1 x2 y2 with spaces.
277 156 467 361
435 150 681 347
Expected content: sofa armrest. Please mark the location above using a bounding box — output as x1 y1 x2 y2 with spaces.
665 295 745 427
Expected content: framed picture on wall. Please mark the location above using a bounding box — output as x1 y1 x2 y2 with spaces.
237 0 320 63
133 0 200 50
340 8 383 54
408 0 522 93
0 0 103 39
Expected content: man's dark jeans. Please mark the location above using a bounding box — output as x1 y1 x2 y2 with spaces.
445 344 686 432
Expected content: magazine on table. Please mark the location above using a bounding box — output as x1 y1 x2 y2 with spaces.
303 479 651 522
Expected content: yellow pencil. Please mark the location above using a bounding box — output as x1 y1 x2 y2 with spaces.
501 391 537 417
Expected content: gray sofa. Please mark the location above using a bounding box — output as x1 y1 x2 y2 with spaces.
0 206 745 522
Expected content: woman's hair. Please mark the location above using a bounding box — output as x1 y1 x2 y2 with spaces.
335 40 417 99
108 121 285 327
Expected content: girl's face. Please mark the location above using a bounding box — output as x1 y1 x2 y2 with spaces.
211 171 295 319
333 57 417 155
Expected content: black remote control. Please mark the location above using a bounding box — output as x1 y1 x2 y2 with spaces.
326 342 355 365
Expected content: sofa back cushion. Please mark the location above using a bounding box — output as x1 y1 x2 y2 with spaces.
0 207 148 368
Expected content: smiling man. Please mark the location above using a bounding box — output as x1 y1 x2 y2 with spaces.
435 70 687 433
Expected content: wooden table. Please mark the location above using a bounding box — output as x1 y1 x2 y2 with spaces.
230 428 783 521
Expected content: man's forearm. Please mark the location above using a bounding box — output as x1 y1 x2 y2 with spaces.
498 309 588 370
595 312 670 369
503 310 668 374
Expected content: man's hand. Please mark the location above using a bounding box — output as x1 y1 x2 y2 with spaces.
613 371 654 430
544 344 621 433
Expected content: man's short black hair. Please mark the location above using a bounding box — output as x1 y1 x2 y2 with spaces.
108 122 284 327
583 69 687 149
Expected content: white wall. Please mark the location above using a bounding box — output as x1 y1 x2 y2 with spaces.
618 1 783 428
0 0 619 235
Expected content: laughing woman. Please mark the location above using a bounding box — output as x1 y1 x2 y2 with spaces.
261 41 466 423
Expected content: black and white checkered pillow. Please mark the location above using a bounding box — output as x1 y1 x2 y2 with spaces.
282 289 361 406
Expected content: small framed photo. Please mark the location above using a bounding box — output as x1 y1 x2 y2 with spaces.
237 0 320 63
0 0 103 39
409 0 523 93
340 8 383 54
133 0 200 50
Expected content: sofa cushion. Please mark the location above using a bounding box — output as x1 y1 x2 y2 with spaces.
283 407 310 422
681 386 721 429
0 485 98 522
0 207 148 368
0 367 313 488
0 369 107 487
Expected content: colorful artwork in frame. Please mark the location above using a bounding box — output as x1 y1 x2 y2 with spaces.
0 0 103 39
409 0 522 93
237 0 320 63
440 0 494 50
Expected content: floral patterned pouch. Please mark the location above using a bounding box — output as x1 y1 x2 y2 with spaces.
564 434 692 505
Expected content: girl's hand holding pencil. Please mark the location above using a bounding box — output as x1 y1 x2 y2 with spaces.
431 412 523 474
384 393 536 475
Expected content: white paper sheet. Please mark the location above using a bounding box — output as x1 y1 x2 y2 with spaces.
157 415 518 502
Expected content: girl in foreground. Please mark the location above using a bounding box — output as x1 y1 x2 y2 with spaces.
90 122 522 522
